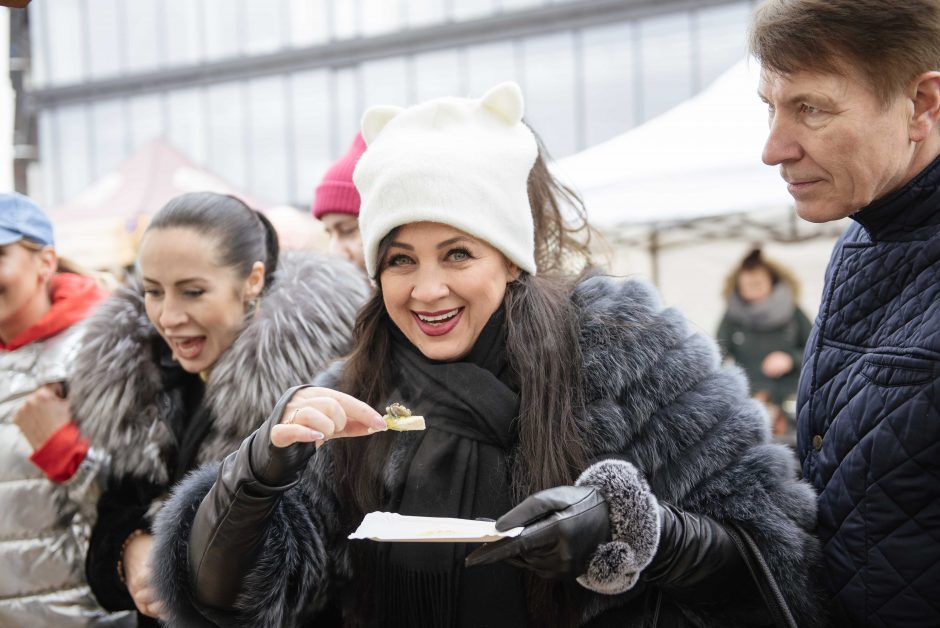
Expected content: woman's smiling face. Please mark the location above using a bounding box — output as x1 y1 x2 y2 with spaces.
379 221 518 362
0 241 51 338
139 227 263 374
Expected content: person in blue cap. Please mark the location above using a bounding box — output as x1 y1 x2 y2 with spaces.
0 192 131 625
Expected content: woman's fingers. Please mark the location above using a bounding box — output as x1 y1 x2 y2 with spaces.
295 387 385 428
270 423 324 448
272 387 388 447
282 388 386 432
270 419 386 448
317 388 387 431
336 421 383 438
271 387 387 447
290 405 342 436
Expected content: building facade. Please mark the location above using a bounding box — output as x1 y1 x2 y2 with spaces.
14 0 755 209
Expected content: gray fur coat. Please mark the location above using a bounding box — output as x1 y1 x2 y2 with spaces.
70 251 369 489
154 275 822 627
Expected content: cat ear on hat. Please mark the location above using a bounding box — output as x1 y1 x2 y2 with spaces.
361 105 405 145
479 82 525 125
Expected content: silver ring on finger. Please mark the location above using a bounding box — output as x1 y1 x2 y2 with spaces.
285 408 301 425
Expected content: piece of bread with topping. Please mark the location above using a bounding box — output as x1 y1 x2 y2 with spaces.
383 403 426 431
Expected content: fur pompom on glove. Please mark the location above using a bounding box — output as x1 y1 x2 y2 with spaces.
574 459 661 595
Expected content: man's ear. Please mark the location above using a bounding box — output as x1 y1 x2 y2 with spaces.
245 261 265 299
909 71 940 142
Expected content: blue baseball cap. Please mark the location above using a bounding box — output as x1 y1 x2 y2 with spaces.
0 193 55 247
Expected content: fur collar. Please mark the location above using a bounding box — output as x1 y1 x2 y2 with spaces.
70 252 369 485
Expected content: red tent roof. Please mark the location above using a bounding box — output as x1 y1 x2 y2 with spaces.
48 139 325 268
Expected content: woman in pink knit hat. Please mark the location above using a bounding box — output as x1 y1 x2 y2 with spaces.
312 133 368 272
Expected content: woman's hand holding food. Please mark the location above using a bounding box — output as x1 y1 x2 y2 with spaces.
271 387 387 448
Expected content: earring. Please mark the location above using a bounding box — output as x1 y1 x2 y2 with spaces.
246 297 260 317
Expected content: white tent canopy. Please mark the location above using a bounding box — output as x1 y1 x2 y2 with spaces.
554 59 791 227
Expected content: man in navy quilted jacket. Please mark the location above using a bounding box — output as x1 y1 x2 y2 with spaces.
750 1 940 626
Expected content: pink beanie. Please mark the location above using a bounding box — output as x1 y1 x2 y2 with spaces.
311 132 367 220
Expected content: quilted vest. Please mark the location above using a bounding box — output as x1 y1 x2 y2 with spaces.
797 154 940 627
0 327 119 626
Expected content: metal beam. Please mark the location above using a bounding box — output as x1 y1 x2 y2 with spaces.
29 0 740 108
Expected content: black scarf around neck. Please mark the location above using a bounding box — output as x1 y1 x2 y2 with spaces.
368 308 529 628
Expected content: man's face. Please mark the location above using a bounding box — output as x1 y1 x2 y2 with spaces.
759 64 917 222
321 213 365 272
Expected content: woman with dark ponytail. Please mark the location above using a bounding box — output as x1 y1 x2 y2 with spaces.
68 192 369 625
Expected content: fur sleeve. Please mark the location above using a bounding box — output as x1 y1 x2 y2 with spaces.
153 460 340 627
151 466 227 627
574 276 825 627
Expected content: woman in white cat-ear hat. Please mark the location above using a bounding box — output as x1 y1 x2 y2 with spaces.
152 83 822 628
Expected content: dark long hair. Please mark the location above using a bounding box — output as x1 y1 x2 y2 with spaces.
332 233 591 625
527 128 593 274
145 192 280 291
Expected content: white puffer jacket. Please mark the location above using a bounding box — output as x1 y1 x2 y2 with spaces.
0 325 129 627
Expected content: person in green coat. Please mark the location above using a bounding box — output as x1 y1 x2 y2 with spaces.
716 247 812 445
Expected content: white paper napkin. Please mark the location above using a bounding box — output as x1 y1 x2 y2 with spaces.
348 511 524 543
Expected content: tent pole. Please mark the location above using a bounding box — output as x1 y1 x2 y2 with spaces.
649 225 660 287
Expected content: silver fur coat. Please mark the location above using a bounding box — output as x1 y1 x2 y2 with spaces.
69 251 369 487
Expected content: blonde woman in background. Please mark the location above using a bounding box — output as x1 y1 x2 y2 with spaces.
0 193 131 626
716 247 812 446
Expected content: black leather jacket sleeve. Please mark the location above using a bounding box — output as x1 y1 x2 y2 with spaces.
642 503 754 605
189 386 317 609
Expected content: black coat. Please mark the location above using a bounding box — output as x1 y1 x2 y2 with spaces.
86 353 206 625
796 153 940 626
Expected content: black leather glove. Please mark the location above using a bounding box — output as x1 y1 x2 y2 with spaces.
464 485 611 580
642 503 750 603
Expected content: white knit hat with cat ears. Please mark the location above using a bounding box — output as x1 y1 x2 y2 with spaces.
354 82 538 278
